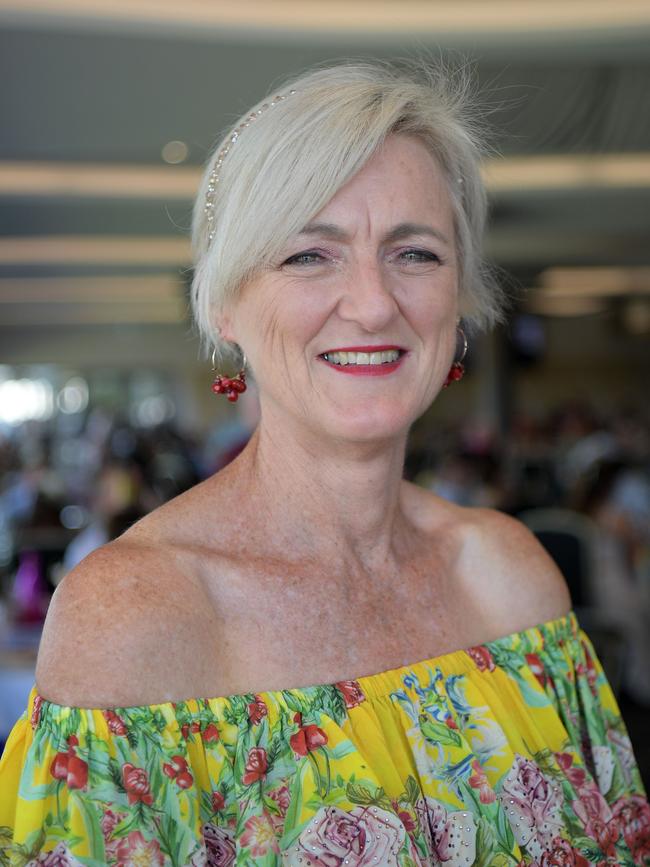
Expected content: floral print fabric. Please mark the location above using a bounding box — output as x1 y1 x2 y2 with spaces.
0 611 648 866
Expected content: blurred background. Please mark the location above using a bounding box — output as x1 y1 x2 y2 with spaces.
0 1 648 782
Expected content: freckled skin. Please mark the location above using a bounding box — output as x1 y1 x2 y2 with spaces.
35 136 570 707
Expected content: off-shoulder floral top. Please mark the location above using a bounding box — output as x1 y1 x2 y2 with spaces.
0 611 648 866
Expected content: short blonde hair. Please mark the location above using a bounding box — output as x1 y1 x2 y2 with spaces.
191 59 506 362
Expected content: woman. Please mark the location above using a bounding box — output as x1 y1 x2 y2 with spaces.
1 60 648 866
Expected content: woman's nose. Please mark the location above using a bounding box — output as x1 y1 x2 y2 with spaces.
336 262 399 331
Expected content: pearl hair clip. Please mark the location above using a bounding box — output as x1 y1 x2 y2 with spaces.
204 89 298 243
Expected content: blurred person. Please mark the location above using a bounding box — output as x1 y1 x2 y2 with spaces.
577 458 650 706
62 456 142 573
1 60 648 864
201 378 261 474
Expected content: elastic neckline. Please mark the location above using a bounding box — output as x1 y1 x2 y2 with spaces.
32 610 578 722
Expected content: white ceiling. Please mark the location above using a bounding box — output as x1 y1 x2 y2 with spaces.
0 0 649 336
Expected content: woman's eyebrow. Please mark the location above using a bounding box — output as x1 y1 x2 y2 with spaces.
297 221 450 246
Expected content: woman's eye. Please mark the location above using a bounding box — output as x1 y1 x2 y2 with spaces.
283 251 325 266
398 248 440 264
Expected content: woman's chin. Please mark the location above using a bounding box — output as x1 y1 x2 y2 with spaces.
313 400 423 445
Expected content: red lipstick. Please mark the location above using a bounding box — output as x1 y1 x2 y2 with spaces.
318 345 406 377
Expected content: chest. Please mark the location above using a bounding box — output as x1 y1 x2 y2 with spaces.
196 557 482 695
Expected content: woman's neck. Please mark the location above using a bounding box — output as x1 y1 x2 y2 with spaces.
221 415 414 573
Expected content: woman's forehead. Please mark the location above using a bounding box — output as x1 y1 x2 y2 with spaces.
303 136 454 238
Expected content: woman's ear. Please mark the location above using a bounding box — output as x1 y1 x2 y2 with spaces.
214 308 237 343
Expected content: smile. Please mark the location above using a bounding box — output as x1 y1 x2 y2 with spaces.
318 345 406 376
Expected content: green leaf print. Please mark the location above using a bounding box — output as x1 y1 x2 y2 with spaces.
458 778 482 814
531 747 564 781
560 785 587 838
405 775 421 806
512 674 551 708
155 814 183 867
346 782 376 805
495 803 515 852
71 791 104 859
473 817 497 867
17 778 59 801
329 740 356 761
280 692 305 714
107 757 126 792
320 687 347 723
572 836 604 862
608 758 628 802
43 827 84 848
419 715 462 747
281 759 310 843
114 811 142 839
345 782 392 811
21 828 47 863
0 827 12 865
490 646 524 672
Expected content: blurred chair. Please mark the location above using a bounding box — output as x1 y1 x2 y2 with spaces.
517 507 626 696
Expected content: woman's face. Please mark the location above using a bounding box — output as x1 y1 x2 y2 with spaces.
222 133 460 443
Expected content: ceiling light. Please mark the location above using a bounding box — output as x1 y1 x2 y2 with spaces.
161 141 189 165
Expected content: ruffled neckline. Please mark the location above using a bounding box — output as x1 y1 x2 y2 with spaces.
31 609 578 721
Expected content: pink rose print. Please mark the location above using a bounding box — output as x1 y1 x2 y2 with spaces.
499 754 564 859
612 794 650 865
114 830 165 866
247 695 268 726
526 652 551 690
121 762 154 805
100 808 124 838
282 805 405 866
466 645 495 672
202 822 236 867
241 811 280 857
468 758 496 804
211 790 226 812
335 680 366 709
48 735 88 790
554 752 587 789
25 842 84 866
269 783 291 816
290 721 328 757
162 754 194 789
103 709 128 736
572 780 619 857
100 807 127 860
539 837 590 867
202 723 220 743
391 799 417 833
415 797 477 866
242 747 268 785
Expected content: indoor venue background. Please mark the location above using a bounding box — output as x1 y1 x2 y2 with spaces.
0 1 648 784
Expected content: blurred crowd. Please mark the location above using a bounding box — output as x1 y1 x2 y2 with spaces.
409 402 650 705
0 399 649 704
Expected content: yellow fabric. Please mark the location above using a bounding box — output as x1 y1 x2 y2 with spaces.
1 611 648 865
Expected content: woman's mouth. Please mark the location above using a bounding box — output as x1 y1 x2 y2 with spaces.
318 346 406 376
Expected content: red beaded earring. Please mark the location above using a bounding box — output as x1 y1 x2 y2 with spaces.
442 325 468 388
211 348 247 402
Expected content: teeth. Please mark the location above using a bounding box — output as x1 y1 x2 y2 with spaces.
324 350 400 366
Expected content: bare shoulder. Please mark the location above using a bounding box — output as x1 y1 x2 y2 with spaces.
402 483 571 633
35 536 220 709
454 505 572 633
